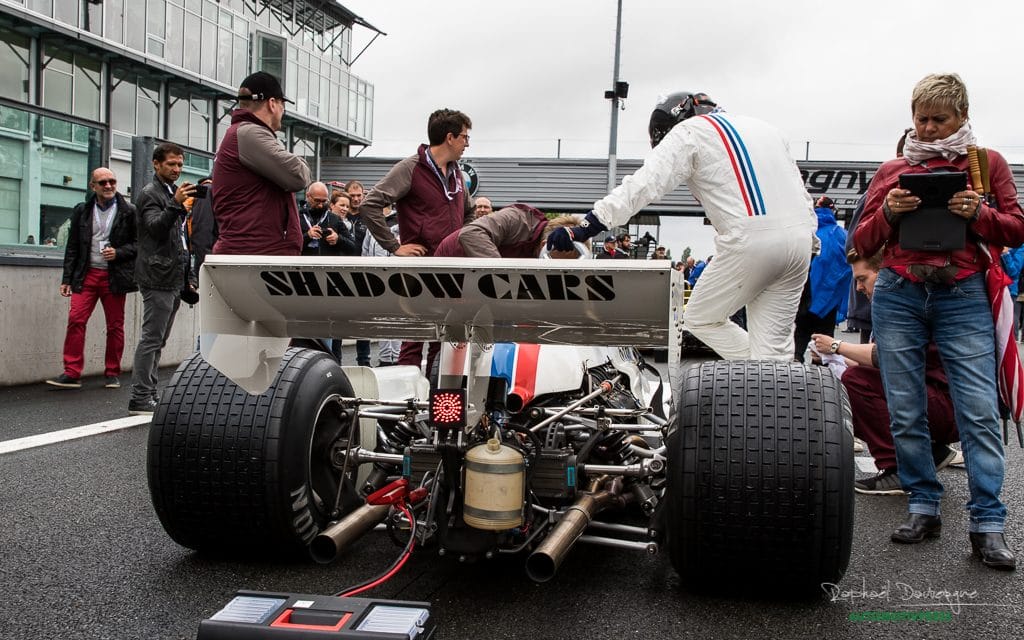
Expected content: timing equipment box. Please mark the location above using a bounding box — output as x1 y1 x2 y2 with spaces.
196 591 434 640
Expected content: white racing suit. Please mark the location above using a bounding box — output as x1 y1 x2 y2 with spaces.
594 113 818 360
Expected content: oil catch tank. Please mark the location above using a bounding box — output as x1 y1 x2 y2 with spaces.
463 438 525 530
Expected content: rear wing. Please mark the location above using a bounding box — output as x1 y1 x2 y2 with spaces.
199 256 685 393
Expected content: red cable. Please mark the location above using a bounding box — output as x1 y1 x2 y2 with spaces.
339 503 415 598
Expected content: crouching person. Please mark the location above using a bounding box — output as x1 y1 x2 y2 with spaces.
811 249 958 498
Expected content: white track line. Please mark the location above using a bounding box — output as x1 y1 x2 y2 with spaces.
0 415 152 455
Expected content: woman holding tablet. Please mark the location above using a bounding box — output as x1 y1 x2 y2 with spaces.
854 73 1024 570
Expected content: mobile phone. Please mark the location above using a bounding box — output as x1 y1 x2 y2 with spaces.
193 183 209 199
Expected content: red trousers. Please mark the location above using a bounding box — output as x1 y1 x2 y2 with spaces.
842 365 958 471
62 268 127 378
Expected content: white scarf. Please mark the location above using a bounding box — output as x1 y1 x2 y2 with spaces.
902 121 977 165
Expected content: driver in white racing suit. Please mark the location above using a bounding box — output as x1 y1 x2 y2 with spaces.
547 91 818 360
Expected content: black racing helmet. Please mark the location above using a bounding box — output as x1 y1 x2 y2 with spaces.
648 91 717 147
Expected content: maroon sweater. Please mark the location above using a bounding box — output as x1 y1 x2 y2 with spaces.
434 204 548 257
360 144 469 255
854 150 1024 273
212 110 309 256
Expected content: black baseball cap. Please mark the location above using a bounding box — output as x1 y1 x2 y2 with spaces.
237 71 293 104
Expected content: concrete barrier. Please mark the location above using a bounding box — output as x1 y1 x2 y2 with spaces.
0 257 198 386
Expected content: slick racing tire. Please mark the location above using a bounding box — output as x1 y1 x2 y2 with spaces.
665 360 854 594
147 347 358 556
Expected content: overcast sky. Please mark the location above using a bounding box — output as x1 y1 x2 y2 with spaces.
341 0 1024 259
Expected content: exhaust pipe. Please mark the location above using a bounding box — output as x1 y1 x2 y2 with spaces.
525 482 628 582
506 386 533 413
310 503 390 564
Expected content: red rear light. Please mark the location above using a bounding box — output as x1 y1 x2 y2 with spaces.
430 388 467 430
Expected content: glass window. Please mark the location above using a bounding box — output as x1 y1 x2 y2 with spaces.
165 3 184 66
137 76 161 137
125 0 146 51
232 34 247 85
168 88 210 151
105 0 125 44
201 18 217 79
291 132 317 175
27 0 54 17
188 96 210 150
0 105 30 134
0 103 106 246
256 33 285 82
148 0 165 39
108 68 160 153
0 28 31 103
216 27 232 83
73 55 102 122
183 11 201 73
168 87 189 144
53 0 78 27
110 69 138 140
285 53 297 102
215 100 233 148
86 0 103 36
42 46 74 114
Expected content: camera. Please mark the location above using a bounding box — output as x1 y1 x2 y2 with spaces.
193 183 210 199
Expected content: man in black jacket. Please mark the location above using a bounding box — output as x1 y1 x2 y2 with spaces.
128 143 194 415
299 182 332 256
46 168 137 389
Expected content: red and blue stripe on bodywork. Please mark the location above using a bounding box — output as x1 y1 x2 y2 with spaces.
491 343 541 407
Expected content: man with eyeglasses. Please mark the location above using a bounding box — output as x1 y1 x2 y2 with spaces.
299 182 332 256
212 71 311 257
359 108 475 376
47 168 138 390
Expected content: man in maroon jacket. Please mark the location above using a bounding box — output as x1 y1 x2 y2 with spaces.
360 108 474 373
359 108 473 257
212 72 311 256
433 204 584 259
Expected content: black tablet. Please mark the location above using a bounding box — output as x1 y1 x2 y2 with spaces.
897 171 968 251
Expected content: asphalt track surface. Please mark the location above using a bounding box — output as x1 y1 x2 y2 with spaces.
3 347 1024 639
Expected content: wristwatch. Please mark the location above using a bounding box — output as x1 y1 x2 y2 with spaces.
829 340 843 354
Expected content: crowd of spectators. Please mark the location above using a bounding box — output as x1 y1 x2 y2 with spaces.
40 69 1024 572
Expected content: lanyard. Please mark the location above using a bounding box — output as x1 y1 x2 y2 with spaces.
94 201 117 239
303 209 330 228
424 151 462 201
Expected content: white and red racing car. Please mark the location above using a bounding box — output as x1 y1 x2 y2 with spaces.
148 256 853 594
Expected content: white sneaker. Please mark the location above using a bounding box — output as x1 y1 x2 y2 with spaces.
950 450 965 468
853 438 866 453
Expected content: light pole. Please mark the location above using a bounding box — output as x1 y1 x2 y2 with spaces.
605 0 628 194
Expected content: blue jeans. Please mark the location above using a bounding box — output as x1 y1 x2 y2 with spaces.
871 269 1006 533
